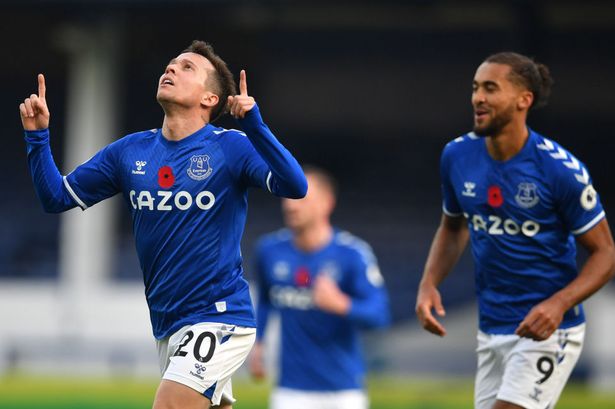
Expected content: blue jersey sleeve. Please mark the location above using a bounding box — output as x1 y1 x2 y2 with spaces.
24 129 78 213
236 104 307 198
345 246 391 329
253 243 272 341
25 129 122 212
63 142 122 209
553 158 605 236
440 143 462 217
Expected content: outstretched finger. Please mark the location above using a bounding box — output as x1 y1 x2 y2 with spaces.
239 70 248 96
38 73 46 99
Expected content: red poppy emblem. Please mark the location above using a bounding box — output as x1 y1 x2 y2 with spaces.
487 185 504 208
294 267 311 287
158 166 175 189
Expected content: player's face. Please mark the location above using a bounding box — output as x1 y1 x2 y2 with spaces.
157 52 216 108
471 62 524 137
282 175 334 232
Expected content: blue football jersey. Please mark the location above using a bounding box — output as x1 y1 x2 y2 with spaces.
440 129 605 334
253 229 390 391
24 105 307 339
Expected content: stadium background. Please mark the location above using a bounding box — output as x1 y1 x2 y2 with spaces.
1 0 614 407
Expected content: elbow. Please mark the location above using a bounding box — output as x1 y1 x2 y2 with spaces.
290 178 308 199
282 175 307 199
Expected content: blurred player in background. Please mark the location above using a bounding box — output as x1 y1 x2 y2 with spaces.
20 40 306 409
415 51 615 409
249 166 390 409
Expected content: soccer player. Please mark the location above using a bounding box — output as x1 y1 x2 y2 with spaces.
20 40 307 409
249 166 390 409
415 51 615 409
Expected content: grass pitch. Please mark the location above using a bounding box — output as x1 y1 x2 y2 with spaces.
0 375 613 408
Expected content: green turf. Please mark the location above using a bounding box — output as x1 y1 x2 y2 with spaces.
0 375 614 409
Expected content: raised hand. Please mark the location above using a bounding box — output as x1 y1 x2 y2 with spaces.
227 70 256 119
19 74 50 131
415 283 447 337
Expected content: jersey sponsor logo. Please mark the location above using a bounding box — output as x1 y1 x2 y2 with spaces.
487 185 504 208
132 160 147 175
187 155 213 181
580 184 598 210
467 213 540 237
462 181 476 197
158 166 175 189
129 190 216 211
270 285 313 310
515 182 540 208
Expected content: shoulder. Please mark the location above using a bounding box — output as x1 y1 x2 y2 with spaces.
255 229 293 254
530 130 590 185
211 126 248 143
441 131 482 160
333 230 376 262
109 128 158 149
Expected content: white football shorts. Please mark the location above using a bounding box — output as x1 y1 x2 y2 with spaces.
475 323 585 409
157 322 256 406
270 387 368 409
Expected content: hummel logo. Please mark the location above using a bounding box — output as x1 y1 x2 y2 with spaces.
189 363 207 380
462 181 476 197
132 161 147 175
529 387 543 402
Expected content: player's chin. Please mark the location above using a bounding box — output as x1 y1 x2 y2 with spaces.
472 123 490 137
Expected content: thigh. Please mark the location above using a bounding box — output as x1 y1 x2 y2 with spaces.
153 379 211 409
497 324 585 409
160 322 256 407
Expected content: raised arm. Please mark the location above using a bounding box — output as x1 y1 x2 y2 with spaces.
21 74 79 213
415 214 469 337
228 70 307 198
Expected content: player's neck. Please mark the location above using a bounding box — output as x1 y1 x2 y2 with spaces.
293 224 334 253
486 122 529 161
161 109 209 142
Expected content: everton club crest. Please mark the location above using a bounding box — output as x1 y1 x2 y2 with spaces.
187 155 213 181
515 182 539 208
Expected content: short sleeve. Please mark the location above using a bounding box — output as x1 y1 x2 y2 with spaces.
554 160 605 236
440 144 462 217
64 143 122 209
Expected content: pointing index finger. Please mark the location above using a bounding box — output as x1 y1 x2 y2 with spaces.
38 74 46 99
239 69 248 96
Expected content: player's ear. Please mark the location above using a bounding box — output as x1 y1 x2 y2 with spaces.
517 90 533 111
201 92 219 109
